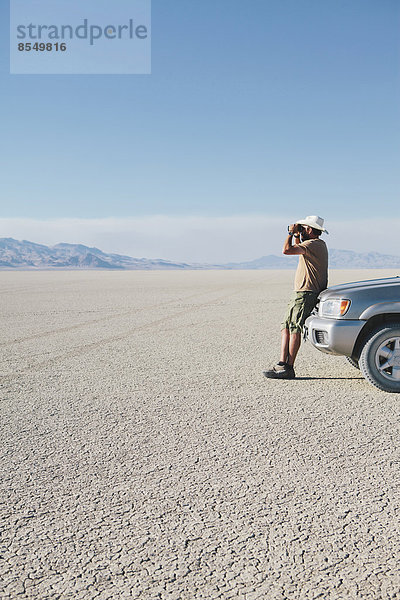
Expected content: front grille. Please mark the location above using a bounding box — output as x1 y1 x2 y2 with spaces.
315 330 328 345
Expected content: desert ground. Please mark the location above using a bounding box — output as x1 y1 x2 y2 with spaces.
1 269 399 600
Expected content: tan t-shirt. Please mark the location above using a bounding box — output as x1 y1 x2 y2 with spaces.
294 238 328 293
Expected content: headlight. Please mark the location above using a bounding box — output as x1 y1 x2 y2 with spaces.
319 298 351 317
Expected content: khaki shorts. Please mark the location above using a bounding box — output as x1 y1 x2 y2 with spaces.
281 291 319 333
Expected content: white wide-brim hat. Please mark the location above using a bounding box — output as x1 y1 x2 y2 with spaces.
296 215 329 234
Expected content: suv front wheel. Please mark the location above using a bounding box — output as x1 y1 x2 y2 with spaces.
359 324 400 393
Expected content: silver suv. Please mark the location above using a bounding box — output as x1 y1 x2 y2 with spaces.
304 276 400 392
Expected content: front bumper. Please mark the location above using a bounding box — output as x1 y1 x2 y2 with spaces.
304 314 365 356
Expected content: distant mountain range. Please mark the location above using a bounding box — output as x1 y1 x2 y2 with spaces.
1 238 400 270
226 250 400 270
0 238 193 270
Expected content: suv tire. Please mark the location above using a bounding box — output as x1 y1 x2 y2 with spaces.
359 323 400 393
345 356 359 370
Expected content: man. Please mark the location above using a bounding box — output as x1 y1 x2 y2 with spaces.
264 215 329 380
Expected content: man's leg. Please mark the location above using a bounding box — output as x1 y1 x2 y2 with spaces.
279 328 290 363
263 297 296 379
287 331 302 366
264 327 295 379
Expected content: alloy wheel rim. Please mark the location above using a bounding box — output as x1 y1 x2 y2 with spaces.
375 337 400 381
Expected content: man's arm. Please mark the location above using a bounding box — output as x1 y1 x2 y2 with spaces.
283 224 306 255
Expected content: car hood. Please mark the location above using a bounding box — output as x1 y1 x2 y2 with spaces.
320 276 400 299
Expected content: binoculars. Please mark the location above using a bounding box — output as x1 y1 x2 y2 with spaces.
287 224 304 233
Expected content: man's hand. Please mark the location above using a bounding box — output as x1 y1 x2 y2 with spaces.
283 224 305 255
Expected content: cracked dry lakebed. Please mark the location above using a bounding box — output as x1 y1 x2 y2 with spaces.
1 269 400 599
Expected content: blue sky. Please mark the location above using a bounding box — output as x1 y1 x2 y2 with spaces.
1 0 399 260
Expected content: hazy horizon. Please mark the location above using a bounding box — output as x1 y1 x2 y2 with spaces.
2 227 400 268
1 215 399 263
